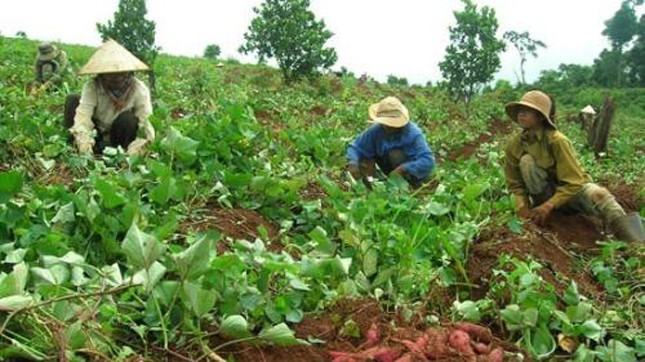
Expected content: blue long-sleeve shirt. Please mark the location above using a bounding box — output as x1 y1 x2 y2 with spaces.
346 122 435 181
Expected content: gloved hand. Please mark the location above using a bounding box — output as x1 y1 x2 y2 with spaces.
529 201 555 225
127 138 149 156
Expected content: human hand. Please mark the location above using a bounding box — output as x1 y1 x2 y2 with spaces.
127 138 148 156
529 201 555 225
392 166 406 175
347 164 361 179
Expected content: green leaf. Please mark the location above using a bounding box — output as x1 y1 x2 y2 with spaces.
150 176 177 205
31 265 70 285
453 300 481 322
288 277 310 291
563 281 581 305
577 320 604 341
566 302 592 323
183 282 217 317
426 201 450 216
173 234 214 280
4 249 27 264
160 127 199 165
0 263 28 298
259 323 303 346
51 202 75 224
573 344 596 362
132 261 166 293
0 295 33 311
531 325 556 358
66 320 86 349
309 226 335 256
220 315 253 339
363 248 378 277
122 223 166 270
596 340 636 362
0 171 23 203
94 178 127 209
372 267 396 287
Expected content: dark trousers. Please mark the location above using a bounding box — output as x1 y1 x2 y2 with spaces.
64 94 138 154
361 149 425 188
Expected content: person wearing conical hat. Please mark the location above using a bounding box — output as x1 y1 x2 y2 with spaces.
504 90 643 242
64 39 154 156
33 42 69 91
346 96 435 188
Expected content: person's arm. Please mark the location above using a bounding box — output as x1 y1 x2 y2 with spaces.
127 82 155 155
69 82 97 154
503 140 530 212
397 134 434 180
547 137 588 208
347 125 379 166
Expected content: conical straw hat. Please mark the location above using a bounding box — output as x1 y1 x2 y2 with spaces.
79 39 149 75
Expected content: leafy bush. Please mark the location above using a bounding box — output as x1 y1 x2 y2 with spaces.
239 0 338 83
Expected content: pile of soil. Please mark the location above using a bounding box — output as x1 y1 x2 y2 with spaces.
181 206 281 253
467 217 604 301
299 180 328 200
443 118 513 163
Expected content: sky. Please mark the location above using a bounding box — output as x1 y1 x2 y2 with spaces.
0 0 628 85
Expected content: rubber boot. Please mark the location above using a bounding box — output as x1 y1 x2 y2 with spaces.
611 212 645 243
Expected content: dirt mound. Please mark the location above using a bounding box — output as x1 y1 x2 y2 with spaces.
181 207 280 253
170 107 187 120
254 109 284 132
36 163 74 188
310 104 331 117
608 183 643 213
467 219 603 301
300 180 328 200
444 118 513 162
207 299 524 362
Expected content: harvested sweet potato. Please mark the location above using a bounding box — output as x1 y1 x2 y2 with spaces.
455 322 492 343
329 347 401 362
394 354 413 362
471 341 490 354
477 347 504 362
449 330 476 356
422 329 449 359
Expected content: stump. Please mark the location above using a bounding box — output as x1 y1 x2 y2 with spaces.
585 96 614 156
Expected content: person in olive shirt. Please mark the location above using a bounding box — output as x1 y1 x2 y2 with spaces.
504 90 643 242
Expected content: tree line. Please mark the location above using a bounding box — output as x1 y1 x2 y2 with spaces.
88 0 643 101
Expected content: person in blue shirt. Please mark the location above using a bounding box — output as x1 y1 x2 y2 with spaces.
346 96 435 188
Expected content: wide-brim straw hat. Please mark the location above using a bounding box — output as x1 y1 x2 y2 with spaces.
368 96 410 128
37 42 59 61
505 90 555 129
79 39 149 75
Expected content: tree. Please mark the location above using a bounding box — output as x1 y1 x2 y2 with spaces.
203 44 221 60
625 14 645 86
387 75 409 86
503 30 546 84
593 49 626 87
97 0 160 94
602 0 642 51
439 0 506 110
239 0 338 83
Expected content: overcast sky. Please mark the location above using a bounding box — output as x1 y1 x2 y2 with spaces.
0 0 629 85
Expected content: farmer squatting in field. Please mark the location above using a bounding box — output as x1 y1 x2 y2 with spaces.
346 96 435 189
32 42 69 93
64 39 155 156
504 90 644 242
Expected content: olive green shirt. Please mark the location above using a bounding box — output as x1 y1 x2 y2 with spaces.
504 128 592 208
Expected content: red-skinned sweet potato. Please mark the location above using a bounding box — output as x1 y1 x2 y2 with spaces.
456 322 492 343
449 330 476 356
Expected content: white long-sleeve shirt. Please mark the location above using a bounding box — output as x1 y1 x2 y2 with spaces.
70 77 155 154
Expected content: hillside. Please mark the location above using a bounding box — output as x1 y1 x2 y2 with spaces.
0 37 643 361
